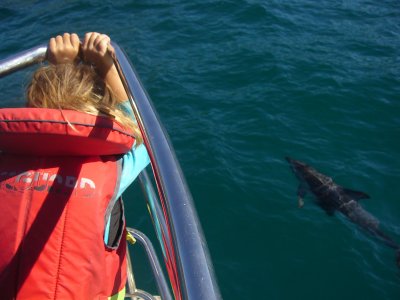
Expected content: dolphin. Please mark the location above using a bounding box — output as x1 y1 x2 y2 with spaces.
286 156 400 267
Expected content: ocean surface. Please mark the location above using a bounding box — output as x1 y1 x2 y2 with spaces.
1 1 399 299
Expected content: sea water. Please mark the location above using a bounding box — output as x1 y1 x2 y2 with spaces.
1 1 399 299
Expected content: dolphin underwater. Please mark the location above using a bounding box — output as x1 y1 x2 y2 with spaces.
286 156 400 267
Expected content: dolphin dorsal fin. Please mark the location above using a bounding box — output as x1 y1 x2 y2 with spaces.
342 188 370 200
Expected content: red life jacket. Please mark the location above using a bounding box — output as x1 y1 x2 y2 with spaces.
0 108 135 299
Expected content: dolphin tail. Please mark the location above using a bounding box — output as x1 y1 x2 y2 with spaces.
375 231 400 268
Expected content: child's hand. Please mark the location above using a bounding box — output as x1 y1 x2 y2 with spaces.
47 33 80 64
82 32 127 101
81 32 114 77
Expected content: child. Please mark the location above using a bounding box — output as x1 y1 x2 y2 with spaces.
27 31 149 196
28 32 141 141
0 32 150 299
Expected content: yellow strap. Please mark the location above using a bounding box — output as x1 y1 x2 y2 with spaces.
126 231 136 245
108 287 126 300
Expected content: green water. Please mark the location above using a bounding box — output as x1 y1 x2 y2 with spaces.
1 1 399 299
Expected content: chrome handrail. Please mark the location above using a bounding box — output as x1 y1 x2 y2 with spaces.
0 45 47 78
112 43 221 300
126 228 172 300
0 43 221 300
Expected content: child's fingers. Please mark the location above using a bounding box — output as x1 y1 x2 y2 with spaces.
88 32 100 50
98 39 109 54
95 35 110 54
62 33 71 47
93 34 110 46
83 32 94 50
47 37 57 63
55 35 63 48
70 33 80 49
81 32 114 68
48 37 57 52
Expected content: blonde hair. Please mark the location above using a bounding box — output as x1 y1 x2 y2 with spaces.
26 63 142 144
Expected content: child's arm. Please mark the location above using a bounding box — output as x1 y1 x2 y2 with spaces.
81 32 128 102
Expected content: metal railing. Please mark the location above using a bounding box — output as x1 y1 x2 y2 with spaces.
0 42 221 300
126 227 170 300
